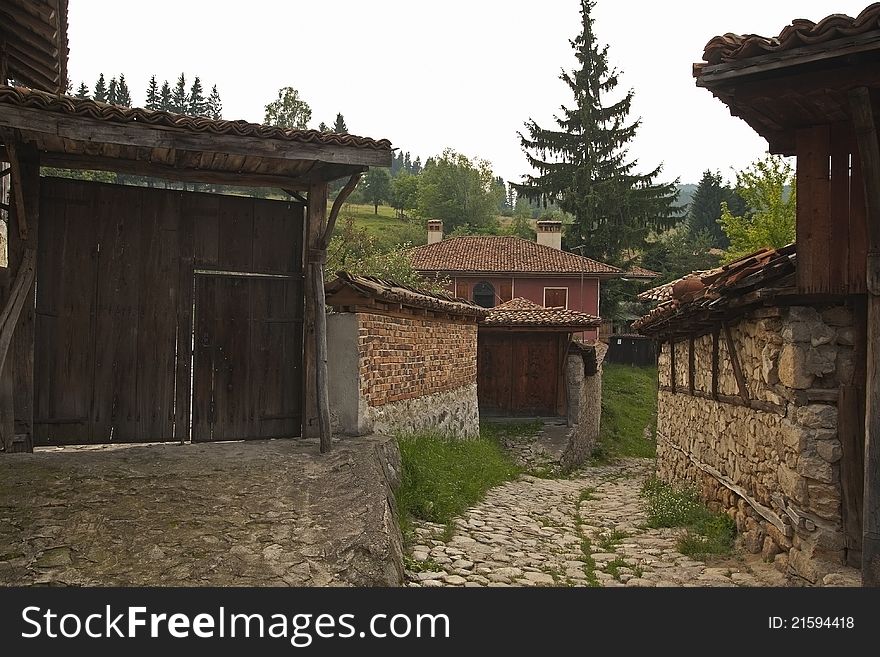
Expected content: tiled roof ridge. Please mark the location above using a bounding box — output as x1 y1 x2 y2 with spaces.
698 3 880 68
483 299 601 328
325 271 488 318
0 85 392 150
408 235 621 275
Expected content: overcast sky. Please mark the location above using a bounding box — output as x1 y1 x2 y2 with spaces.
67 0 870 186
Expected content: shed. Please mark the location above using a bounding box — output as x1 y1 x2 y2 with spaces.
605 334 656 367
477 298 600 416
0 84 391 453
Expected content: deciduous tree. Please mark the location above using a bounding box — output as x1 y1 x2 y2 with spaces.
362 167 392 214
263 86 312 129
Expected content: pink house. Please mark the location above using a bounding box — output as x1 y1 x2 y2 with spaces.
409 220 647 341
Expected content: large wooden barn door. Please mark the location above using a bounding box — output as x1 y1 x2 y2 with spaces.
34 179 304 445
191 275 302 442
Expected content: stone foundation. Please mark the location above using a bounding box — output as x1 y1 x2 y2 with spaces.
656 303 861 584
366 383 479 438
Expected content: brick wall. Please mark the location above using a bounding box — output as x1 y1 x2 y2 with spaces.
356 312 477 407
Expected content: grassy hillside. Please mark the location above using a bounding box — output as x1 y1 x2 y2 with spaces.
597 363 658 458
331 203 426 251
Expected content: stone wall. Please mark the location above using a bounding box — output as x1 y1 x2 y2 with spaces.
561 350 603 471
328 311 480 439
656 304 859 584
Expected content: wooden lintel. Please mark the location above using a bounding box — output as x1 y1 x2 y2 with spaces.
658 385 785 416
42 152 312 192
723 323 750 402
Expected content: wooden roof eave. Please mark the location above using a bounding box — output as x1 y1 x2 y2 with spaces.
0 104 390 188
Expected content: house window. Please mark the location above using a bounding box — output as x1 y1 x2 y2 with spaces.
544 287 568 308
473 281 496 308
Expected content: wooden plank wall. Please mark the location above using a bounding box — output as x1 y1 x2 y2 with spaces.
34 178 304 446
796 123 867 294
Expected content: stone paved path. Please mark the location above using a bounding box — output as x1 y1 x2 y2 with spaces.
406 458 786 587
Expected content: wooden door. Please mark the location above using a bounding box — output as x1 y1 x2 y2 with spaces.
478 332 560 416
191 275 302 442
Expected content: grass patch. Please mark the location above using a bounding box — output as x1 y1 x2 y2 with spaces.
604 557 629 581
640 477 736 557
596 527 628 552
396 431 521 543
597 363 658 458
579 488 596 502
332 203 426 251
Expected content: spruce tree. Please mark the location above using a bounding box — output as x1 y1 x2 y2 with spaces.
171 74 188 114
333 113 347 133
75 82 90 99
93 73 108 103
116 73 132 107
207 84 222 120
188 76 207 116
145 75 160 110
687 170 733 247
514 0 677 262
159 80 172 111
107 77 118 105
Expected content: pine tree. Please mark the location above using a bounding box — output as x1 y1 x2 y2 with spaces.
145 75 160 110
93 73 108 103
188 76 207 116
171 73 188 114
207 84 222 120
75 82 90 99
107 77 118 105
333 113 347 133
116 73 132 107
411 157 422 175
318 122 329 132
514 0 677 262
159 80 172 112
687 170 745 248
403 152 411 173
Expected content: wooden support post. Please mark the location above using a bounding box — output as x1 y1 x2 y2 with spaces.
303 184 326 440
723 323 750 402
850 86 880 586
688 336 695 395
2 139 38 452
711 327 720 400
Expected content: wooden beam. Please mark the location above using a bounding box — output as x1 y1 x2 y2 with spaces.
0 248 36 374
302 183 327 443
3 139 28 240
711 327 720 400
319 173 362 249
0 105 392 168
688 336 695 396
723 323 750 403
850 86 880 586
308 182 332 453
41 153 313 192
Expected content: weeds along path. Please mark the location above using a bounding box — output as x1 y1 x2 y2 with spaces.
405 458 785 587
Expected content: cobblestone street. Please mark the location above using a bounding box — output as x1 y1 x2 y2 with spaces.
406 456 787 588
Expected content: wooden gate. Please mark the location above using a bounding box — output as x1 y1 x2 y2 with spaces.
34 178 303 445
478 332 563 416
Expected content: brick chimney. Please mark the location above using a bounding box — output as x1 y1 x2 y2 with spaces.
536 220 562 250
427 220 443 244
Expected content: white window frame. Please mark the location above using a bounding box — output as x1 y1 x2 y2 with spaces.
543 286 569 309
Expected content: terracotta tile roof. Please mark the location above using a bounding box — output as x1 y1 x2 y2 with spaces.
696 3 880 70
634 244 796 337
0 85 392 151
325 271 488 319
482 297 601 328
409 236 621 275
637 271 714 303
626 265 659 279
